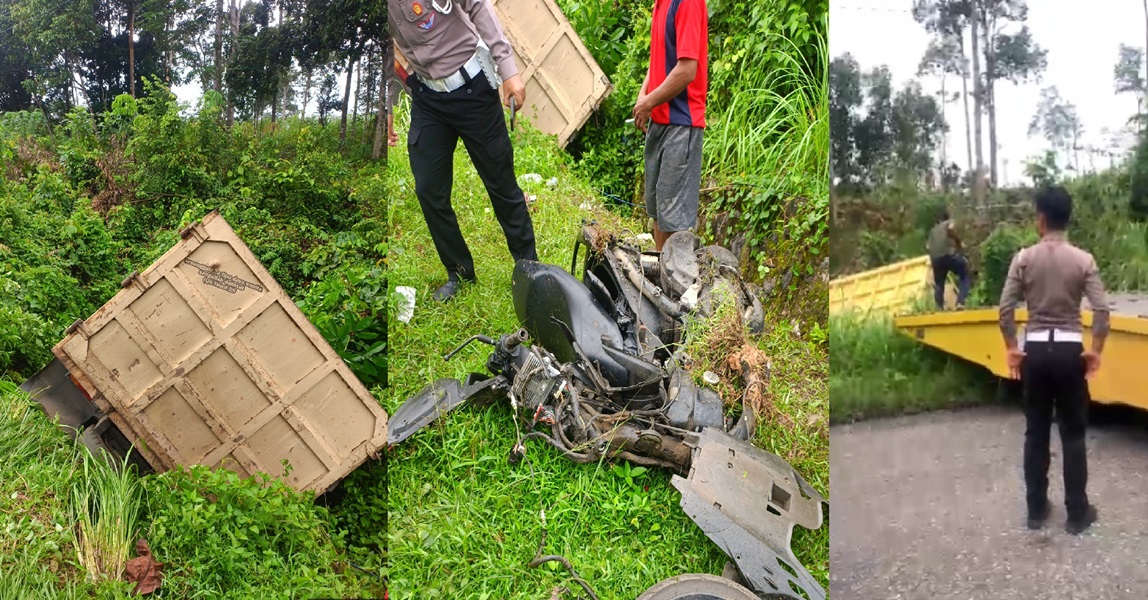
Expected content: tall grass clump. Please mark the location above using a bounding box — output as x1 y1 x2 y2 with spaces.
71 448 144 583
829 313 992 422
705 24 828 194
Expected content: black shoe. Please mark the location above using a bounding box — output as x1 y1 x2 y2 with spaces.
432 274 475 303
1066 504 1098 535
433 279 460 302
1027 505 1050 530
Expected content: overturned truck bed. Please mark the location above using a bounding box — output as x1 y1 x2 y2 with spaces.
19 211 388 493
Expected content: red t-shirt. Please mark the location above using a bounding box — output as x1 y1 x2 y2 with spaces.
649 0 708 128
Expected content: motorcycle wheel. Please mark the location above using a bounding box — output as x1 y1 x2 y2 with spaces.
635 573 760 600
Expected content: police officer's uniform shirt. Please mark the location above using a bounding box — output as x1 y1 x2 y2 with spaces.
999 231 1110 340
388 0 519 82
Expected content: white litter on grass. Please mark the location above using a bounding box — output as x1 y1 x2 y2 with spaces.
703 371 720 385
521 173 543 183
635 233 653 244
546 177 558 188
579 201 594 211
395 286 417 323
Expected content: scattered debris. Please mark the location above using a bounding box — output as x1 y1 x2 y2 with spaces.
521 173 543 184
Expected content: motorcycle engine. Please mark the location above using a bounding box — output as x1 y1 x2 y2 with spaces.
510 348 565 412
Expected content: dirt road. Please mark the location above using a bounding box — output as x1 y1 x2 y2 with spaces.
831 404 1148 599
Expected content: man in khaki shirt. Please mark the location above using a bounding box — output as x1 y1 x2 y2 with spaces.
926 209 970 309
388 0 538 302
999 186 1109 535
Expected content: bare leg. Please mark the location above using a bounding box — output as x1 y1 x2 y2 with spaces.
653 221 674 251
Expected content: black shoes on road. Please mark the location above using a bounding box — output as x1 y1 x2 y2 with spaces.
1065 504 1098 535
1027 504 1097 535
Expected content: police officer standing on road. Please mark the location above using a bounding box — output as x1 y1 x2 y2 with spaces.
999 186 1109 535
388 0 539 302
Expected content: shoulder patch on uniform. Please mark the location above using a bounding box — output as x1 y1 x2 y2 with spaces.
413 2 424 15
418 13 435 29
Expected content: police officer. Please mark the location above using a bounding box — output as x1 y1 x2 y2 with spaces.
927 209 970 309
999 186 1109 535
388 0 539 302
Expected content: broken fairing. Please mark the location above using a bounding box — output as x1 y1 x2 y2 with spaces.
388 223 826 599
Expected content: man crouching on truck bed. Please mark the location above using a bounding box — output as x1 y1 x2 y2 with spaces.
388 0 539 303
631 0 708 252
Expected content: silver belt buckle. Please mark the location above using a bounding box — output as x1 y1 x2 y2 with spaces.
419 53 482 93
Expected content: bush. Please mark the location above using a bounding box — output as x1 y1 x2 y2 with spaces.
142 466 361 598
829 313 993 421
972 223 1036 306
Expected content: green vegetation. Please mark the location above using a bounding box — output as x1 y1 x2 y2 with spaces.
829 313 993 423
384 101 828 596
0 88 388 596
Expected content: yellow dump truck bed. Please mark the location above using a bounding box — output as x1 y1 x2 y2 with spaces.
894 293 1148 408
830 255 956 317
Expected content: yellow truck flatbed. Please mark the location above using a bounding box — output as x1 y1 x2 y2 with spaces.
894 293 1148 408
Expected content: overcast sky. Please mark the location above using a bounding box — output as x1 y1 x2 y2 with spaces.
830 0 1147 185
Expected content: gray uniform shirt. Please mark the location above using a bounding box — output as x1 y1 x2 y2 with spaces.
388 0 519 81
999 232 1110 340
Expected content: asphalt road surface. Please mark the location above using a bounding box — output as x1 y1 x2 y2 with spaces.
831 404 1148 599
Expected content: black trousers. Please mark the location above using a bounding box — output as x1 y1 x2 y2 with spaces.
406 71 538 280
931 253 970 308
1021 339 1089 520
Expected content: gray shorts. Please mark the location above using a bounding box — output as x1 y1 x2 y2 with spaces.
644 122 703 232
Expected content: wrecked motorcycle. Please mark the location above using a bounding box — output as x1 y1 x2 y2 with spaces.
389 224 827 600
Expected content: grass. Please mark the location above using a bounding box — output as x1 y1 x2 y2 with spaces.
829 312 996 423
72 448 143 584
707 27 828 191
384 101 828 598
0 381 90 597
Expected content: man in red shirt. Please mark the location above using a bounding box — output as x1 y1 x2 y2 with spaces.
632 0 708 251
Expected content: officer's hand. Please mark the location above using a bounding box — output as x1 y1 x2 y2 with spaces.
1082 350 1102 379
632 94 652 133
1006 347 1025 380
503 74 526 109
387 114 398 147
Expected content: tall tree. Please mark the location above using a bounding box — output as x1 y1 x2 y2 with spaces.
1115 43 1146 132
1029 86 1082 172
302 0 386 146
913 0 983 201
969 0 984 200
977 0 1045 187
214 0 224 92
891 80 948 178
829 53 864 183
918 35 966 173
855 66 895 183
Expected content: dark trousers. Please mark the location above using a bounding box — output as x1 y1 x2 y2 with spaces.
931 253 970 308
1021 339 1090 520
406 71 538 280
